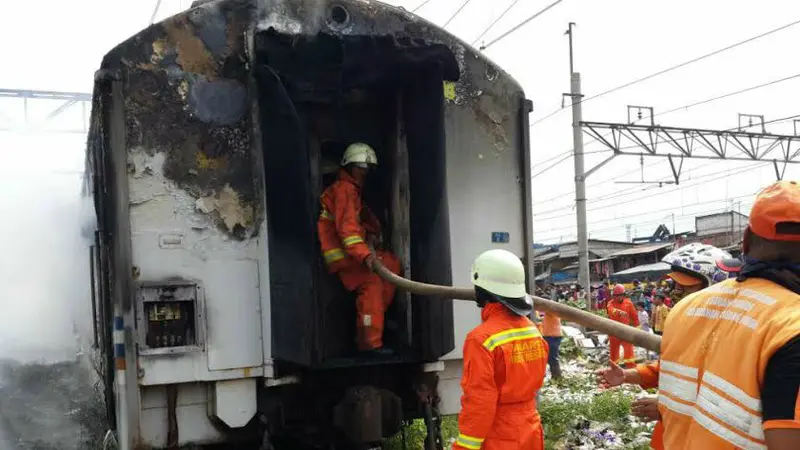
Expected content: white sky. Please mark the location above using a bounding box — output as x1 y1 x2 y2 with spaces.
1 0 799 250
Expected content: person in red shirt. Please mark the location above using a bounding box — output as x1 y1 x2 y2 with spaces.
317 143 400 355
605 284 639 368
454 249 548 450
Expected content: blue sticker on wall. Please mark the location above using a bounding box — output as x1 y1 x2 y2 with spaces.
491 232 510 244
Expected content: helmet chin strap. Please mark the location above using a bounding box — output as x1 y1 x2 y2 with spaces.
474 287 492 308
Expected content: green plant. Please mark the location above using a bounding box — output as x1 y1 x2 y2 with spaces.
558 336 582 359
382 416 459 449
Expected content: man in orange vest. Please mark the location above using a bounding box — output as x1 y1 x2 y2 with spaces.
606 284 639 368
659 181 800 450
453 249 548 450
598 243 740 450
317 143 401 355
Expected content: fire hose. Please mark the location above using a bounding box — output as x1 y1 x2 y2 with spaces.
372 261 662 353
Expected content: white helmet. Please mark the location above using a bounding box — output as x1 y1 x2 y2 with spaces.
341 142 378 167
471 249 533 315
661 243 733 287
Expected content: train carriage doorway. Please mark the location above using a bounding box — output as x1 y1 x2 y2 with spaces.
255 28 458 368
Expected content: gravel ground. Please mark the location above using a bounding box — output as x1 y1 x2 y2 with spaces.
0 354 107 450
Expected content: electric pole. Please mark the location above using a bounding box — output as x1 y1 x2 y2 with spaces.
565 23 591 309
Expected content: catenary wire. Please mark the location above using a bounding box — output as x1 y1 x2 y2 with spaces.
443 0 475 27
412 0 435 13
536 198 757 242
481 0 565 50
529 18 800 127
471 0 525 46
534 162 762 219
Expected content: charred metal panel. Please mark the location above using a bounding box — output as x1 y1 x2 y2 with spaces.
106 0 261 239
403 63 454 360
97 0 267 388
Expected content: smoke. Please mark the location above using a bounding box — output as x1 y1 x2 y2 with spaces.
0 133 105 449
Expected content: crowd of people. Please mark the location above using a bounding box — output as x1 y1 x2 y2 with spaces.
537 277 683 342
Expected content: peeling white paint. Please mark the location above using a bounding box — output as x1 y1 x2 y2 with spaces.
126 145 266 384
195 184 254 235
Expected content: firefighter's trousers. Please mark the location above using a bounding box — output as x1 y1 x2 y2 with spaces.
338 251 401 351
608 336 636 368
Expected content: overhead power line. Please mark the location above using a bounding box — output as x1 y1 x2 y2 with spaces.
150 0 163 24
443 0 475 27
531 149 612 179
530 17 800 127
531 153 573 178
481 0 565 50
585 19 800 103
536 197 757 241
471 0 525 46
412 0 435 13
536 191 758 235
534 162 762 220
658 73 800 117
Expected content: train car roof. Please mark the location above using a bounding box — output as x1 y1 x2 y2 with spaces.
98 0 523 95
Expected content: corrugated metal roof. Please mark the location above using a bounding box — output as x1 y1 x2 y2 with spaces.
533 252 559 262
608 242 674 257
612 262 671 276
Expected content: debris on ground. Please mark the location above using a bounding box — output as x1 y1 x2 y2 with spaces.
0 353 108 450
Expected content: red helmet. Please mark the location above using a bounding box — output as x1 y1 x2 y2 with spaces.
612 284 626 295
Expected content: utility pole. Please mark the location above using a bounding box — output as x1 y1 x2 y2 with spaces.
565 22 591 309
671 213 676 240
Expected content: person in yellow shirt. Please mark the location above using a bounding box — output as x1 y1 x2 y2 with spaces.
651 293 670 336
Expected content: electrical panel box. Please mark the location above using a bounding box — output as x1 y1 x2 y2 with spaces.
135 280 205 355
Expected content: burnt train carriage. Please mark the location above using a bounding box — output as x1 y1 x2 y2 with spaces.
86 0 533 448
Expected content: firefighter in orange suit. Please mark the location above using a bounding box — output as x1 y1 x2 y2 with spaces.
454 249 548 450
658 181 800 450
606 284 639 368
317 142 401 355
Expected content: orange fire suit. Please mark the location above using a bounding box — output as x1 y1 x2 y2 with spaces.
318 169 400 351
454 303 549 450
606 297 639 368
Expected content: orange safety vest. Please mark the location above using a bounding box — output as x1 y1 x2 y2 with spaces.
454 303 548 450
540 312 562 337
658 278 800 450
317 169 382 272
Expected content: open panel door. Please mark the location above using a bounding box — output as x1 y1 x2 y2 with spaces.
256 64 318 366
404 62 455 361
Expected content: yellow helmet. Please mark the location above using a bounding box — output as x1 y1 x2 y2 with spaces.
341 142 378 167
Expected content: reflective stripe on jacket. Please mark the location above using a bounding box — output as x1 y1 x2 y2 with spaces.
454 303 548 450
658 278 800 450
317 169 381 272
